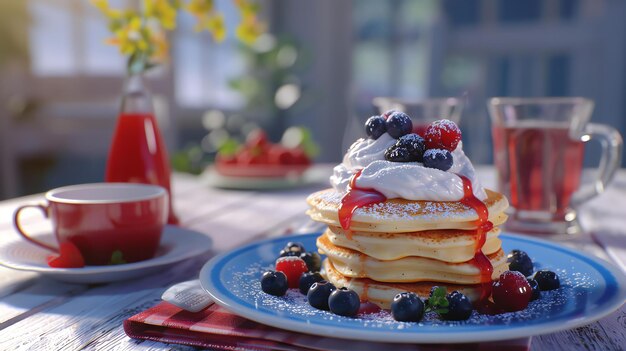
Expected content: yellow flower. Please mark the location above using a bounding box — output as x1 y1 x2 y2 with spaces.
92 0 266 73
144 0 178 30
186 0 214 15
91 0 122 19
150 29 170 62
236 20 262 45
110 16 150 56
206 14 226 42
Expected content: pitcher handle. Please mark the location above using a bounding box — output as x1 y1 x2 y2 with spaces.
571 123 623 207
13 204 58 252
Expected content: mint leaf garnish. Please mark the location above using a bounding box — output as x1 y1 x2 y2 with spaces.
425 286 449 315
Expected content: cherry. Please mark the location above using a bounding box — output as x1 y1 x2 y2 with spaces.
424 119 462 151
492 270 532 312
275 256 309 289
47 242 85 268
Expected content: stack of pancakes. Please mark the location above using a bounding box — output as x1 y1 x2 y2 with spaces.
306 188 509 308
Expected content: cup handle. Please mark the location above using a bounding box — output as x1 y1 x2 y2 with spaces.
571 123 623 207
13 203 59 252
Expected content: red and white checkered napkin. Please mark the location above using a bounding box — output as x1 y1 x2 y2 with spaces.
124 302 531 351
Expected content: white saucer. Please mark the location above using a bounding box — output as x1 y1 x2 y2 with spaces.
203 164 330 190
0 226 212 284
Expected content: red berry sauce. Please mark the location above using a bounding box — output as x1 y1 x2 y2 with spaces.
457 174 494 304
338 169 387 232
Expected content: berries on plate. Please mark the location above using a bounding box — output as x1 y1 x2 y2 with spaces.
328 288 361 317
284 242 305 254
492 271 532 312
423 149 453 171
307 280 336 310
507 250 534 277
299 251 322 272
391 292 424 322
533 270 560 291
299 272 324 295
275 256 308 289
386 112 413 139
527 278 541 301
365 116 387 140
441 291 473 321
424 119 461 151
279 242 305 258
260 271 288 296
384 134 426 163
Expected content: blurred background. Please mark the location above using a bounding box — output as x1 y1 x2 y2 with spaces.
1 0 625 200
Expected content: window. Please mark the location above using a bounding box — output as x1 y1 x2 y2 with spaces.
27 0 246 108
29 0 124 76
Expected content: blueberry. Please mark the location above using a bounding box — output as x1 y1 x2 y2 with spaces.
422 149 453 171
385 134 426 163
527 278 541 301
307 281 336 310
328 288 361 317
299 252 322 272
533 270 560 291
386 112 413 138
507 250 533 277
299 272 324 295
391 292 424 322
284 242 305 252
365 116 387 140
280 242 305 257
385 146 413 162
279 249 299 258
260 271 288 296
441 291 473 321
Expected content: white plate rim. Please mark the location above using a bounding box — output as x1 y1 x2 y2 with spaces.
199 232 626 344
0 225 212 276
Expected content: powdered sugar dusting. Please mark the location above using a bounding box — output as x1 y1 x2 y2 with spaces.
222 259 601 332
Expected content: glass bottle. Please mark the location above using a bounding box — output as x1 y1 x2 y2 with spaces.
105 73 180 225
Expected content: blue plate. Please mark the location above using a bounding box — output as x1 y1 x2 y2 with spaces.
200 233 626 343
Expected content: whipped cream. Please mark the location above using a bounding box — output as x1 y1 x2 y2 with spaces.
330 135 487 201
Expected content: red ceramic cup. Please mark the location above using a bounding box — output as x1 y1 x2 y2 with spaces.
13 183 168 266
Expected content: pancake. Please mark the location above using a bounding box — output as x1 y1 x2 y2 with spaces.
322 259 489 309
306 188 509 233
324 225 501 262
318 234 507 284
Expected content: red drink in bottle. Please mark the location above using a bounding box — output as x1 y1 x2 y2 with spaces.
105 74 179 225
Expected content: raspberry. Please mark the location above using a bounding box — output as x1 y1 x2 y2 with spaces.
275 256 308 288
47 242 85 268
424 119 461 151
492 271 532 312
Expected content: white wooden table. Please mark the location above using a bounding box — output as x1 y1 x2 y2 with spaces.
0 166 624 351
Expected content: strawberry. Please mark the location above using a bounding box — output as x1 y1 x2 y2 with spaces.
47 242 85 268
275 256 308 288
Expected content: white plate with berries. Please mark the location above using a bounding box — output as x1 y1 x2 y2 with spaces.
0 226 212 284
199 232 626 344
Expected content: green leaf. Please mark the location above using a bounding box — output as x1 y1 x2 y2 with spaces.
110 250 127 265
424 286 450 316
217 138 240 157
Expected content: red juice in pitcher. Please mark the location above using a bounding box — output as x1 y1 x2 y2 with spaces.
492 122 584 217
106 112 179 225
